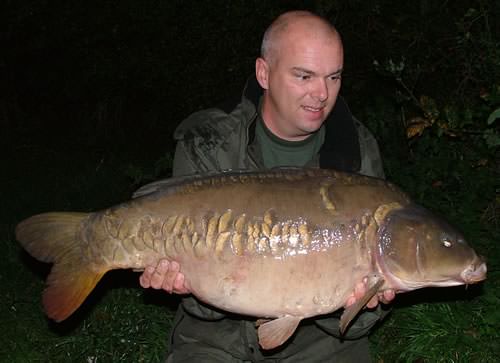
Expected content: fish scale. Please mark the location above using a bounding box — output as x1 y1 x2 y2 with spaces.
103 209 322 261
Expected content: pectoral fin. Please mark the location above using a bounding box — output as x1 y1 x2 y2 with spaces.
257 315 302 350
255 318 271 327
339 276 385 334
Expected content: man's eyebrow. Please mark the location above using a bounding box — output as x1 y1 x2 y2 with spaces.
291 67 343 77
292 67 315 75
328 69 343 77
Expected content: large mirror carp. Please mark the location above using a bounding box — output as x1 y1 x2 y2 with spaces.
16 168 486 349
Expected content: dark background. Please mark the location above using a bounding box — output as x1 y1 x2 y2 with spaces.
3 0 498 163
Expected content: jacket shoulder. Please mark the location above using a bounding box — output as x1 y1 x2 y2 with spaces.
171 99 256 175
176 97 256 137
354 118 385 179
174 108 233 141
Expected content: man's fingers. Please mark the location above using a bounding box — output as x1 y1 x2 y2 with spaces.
381 289 396 304
354 281 365 300
150 259 170 289
139 266 155 288
375 290 392 304
172 273 189 294
345 283 396 310
163 261 180 293
139 259 190 294
366 295 379 309
173 273 184 291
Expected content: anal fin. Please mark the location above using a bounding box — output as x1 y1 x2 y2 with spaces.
257 315 302 350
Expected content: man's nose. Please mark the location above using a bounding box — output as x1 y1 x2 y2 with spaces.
311 78 328 102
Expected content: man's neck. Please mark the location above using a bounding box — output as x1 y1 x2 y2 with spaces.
260 96 311 142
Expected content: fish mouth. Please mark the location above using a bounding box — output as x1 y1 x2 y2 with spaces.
460 259 487 284
378 258 487 291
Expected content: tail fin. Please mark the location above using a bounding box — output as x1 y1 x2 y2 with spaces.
16 212 107 321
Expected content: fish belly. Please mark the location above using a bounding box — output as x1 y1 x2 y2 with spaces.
179 247 370 319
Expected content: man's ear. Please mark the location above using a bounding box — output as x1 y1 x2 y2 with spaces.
255 57 270 90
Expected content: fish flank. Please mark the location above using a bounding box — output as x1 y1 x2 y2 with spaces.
206 215 218 249
163 215 178 235
143 229 154 250
218 210 233 233
182 232 192 253
105 211 360 260
262 223 271 238
299 224 311 247
235 214 246 233
258 237 270 253
320 183 337 213
231 233 244 256
215 232 231 255
104 214 121 238
247 235 256 253
263 210 274 226
172 216 185 235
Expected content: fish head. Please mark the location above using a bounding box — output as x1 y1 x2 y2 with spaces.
376 204 486 291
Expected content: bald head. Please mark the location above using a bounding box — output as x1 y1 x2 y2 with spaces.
255 10 344 141
261 11 341 66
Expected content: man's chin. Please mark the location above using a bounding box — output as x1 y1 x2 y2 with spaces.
300 116 326 132
298 124 324 136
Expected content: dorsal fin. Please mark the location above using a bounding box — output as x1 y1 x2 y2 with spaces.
132 167 328 199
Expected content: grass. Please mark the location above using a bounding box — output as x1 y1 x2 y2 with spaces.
1 139 498 362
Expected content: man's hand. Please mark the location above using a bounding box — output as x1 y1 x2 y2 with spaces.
345 277 395 309
139 259 190 294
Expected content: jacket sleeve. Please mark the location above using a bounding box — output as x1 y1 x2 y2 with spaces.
178 296 227 321
315 305 391 339
172 140 201 176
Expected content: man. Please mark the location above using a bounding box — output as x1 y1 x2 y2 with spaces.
140 10 394 362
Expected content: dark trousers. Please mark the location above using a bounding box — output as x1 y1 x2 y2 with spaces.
165 305 372 363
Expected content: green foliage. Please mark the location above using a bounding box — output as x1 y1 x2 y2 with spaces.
353 2 499 361
372 296 500 362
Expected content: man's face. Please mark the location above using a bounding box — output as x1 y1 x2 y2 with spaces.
257 29 344 141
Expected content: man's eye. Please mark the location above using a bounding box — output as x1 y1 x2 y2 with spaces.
296 74 310 80
329 75 341 81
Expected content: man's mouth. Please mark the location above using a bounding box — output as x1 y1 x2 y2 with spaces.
302 105 324 112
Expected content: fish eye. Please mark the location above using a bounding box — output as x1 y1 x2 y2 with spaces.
442 238 453 248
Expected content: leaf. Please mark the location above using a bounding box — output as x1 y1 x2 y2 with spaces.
484 133 500 148
420 95 439 122
487 107 500 125
406 117 432 139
